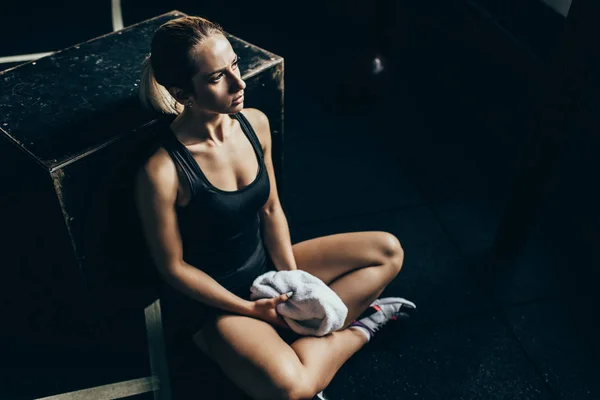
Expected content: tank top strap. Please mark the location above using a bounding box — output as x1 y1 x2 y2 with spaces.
233 112 264 159
160 130 202 198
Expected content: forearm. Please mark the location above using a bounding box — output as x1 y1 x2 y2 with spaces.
163 262 255 316
260 206 297 271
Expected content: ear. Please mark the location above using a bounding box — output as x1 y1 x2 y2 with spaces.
167 87 192 106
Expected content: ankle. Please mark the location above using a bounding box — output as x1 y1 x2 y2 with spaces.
348 325 370 343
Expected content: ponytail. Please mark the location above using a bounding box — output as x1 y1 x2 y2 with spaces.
138 55 183 115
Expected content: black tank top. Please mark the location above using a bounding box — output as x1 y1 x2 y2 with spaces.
160 112 271 281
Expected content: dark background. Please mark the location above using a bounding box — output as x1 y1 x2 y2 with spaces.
1 0 599 399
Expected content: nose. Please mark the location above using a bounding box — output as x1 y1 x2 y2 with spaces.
230 71 246 92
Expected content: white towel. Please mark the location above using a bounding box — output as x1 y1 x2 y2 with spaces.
250 269 348 337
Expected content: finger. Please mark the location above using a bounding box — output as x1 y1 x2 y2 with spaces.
275 291 294 304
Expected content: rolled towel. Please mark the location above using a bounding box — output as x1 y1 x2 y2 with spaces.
250 269 348 337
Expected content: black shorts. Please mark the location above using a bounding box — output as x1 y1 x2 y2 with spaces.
160 244 302 344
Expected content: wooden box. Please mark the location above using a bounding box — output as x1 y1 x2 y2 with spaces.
0 10 284 397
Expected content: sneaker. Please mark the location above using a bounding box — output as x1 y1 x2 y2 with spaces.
370 297 416 320
351 297 416 339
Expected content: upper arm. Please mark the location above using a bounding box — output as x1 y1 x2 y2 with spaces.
134 150 184 277
243 108 281 215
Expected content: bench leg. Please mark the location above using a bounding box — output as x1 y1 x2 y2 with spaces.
145 299 172 400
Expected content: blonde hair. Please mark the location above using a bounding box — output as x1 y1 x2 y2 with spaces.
138 16 225 115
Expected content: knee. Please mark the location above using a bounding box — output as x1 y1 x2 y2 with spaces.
260 361 316 400
380 232 404 275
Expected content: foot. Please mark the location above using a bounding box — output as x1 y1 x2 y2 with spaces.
350 297 416 340
370 297 416 321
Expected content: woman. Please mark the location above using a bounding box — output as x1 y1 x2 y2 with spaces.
135 15 415 400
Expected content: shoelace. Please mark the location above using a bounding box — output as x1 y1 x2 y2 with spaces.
370 304 400 333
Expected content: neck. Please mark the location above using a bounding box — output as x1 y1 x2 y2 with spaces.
176 108 234 145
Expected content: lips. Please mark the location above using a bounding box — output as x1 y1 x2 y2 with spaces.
233 93 244 102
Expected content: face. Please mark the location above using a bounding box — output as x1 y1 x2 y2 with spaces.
187 34 246 114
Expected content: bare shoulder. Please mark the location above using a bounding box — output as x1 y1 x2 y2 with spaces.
240 108 271 149
240 107 269 127
135 147 178 200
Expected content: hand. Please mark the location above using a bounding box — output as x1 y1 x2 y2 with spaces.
250 292 293 330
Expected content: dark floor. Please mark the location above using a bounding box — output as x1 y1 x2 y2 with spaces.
2 1 599 399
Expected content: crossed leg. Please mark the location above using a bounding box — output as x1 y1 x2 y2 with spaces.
196 231 404 400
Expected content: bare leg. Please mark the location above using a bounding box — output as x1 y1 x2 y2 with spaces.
291 328 368 394
194 259 403 398
329 255 403 328
199 315 367 400
283 257 403 393
195 241 405 399
293 233 405 330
